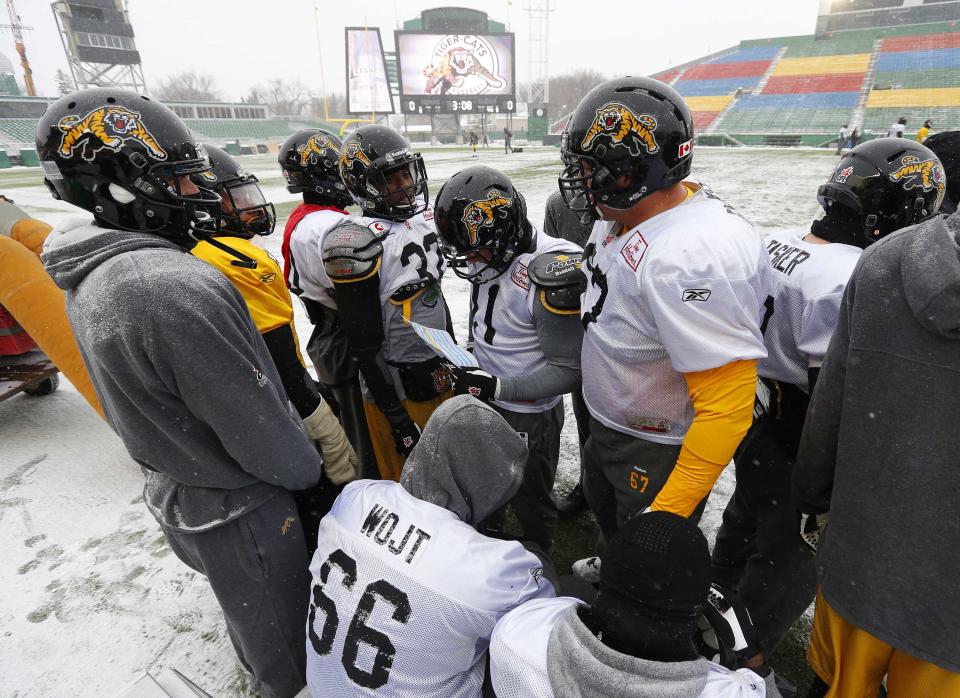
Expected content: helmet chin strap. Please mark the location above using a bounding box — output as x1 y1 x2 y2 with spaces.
187 228 258 269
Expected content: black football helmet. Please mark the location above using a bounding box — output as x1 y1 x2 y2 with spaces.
278 128 352 208
919 130 960 214
338 125 427 221
35 87 220 244
559 76 694 220
814 138 945 247
193 144 275 238
434 166 533 284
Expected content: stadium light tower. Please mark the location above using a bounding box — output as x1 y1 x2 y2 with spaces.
526 0 551 106
1 0 35 96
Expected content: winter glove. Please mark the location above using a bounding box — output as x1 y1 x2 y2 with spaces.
702 584 763 662
303 399 357 485
800 512 829 553
0 196 30 237
448 365 500 402
390 417 422 457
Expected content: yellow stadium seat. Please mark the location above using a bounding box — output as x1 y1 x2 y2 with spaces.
684 95 735 112
773 54 871 76
866 87 960 108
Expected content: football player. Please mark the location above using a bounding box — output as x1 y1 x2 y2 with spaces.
434 166 585 554
323 125 453 481
278 128 379 480
490 511 782 697
710 138 946 657
558 76 771 580
191 144 356 550
39 88 321 697
306 395 555 697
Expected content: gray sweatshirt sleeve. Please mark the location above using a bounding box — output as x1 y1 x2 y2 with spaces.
793 267 855 514
497 294 583 401
147 276 322 491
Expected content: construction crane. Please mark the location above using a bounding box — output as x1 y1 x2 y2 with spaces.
0 0 34 96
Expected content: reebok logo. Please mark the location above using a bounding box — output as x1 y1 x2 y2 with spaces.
682 288 711 302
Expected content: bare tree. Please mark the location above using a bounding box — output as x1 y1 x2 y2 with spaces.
548 69 607 115
307 93 349 120
153 71 220 102
248 79 311 116
54 69 75 96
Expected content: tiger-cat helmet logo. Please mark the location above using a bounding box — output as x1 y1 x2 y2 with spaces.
340 141 372 169
581 102 659 158
888 155 946 209
57 106 166 162
297 134 336 167
461 189 512 245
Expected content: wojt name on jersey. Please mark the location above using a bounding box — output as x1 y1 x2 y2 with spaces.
767 238 811 277
361 503 432 565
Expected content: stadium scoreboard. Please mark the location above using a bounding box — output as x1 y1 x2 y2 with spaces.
396 31 516 114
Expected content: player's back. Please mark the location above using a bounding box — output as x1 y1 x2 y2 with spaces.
307 479 553 697
759 227 861 390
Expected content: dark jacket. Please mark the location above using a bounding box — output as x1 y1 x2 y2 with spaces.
793 213 960 672
43 219 322 532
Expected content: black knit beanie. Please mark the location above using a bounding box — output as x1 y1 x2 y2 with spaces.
589 511 711 661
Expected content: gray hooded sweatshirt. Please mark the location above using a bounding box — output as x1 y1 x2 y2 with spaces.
794 212 960 672
400 394 528 526
43 219 322 532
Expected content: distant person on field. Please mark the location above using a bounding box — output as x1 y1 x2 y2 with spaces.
887 116 907 138
469 130 479 157
835 124 849 154
848 128 860 148
483 133 489 147
917 119 932 143
504 127 513 154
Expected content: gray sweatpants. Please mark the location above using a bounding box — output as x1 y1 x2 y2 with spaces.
582 417 689 545
162 492 311 698
493 403 564 555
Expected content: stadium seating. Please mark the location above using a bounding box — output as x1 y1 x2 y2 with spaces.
0 119 40 145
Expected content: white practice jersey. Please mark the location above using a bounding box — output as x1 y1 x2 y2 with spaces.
286 207 350 310
490 597 770 698
357 207 448 368
887 123 906 138
759 228 861 390
306 480 555 698
580 183 771 444
471 229 582 413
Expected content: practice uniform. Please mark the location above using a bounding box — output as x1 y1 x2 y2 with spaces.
323 207 453 481
283 203 378 479
887 122 906 138
469 229 583 552
711 228 861 654
580 182 769 537
490 597 773 697
194 235 345 550
306 479 555 697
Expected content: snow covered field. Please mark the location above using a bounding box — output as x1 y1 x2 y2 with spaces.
1 145 838 696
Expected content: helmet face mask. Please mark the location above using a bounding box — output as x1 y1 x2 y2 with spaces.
277 129 352 208
434 166 531 284
559 78 694 221
339 126 428 221
36 88 221 243
195 144 276 238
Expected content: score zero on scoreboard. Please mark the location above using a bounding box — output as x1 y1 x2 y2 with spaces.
402 97 516 114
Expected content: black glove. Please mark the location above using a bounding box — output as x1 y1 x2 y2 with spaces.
702 584 762 662
800 512 829 553
448 365 500 402
389 417 421 457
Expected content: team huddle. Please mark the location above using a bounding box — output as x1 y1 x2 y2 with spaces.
28 74 960 698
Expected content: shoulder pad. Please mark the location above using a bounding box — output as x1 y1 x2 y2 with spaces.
322 222 383 281
528 251 586 289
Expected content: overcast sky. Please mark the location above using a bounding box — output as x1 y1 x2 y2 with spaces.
12 0 821 102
